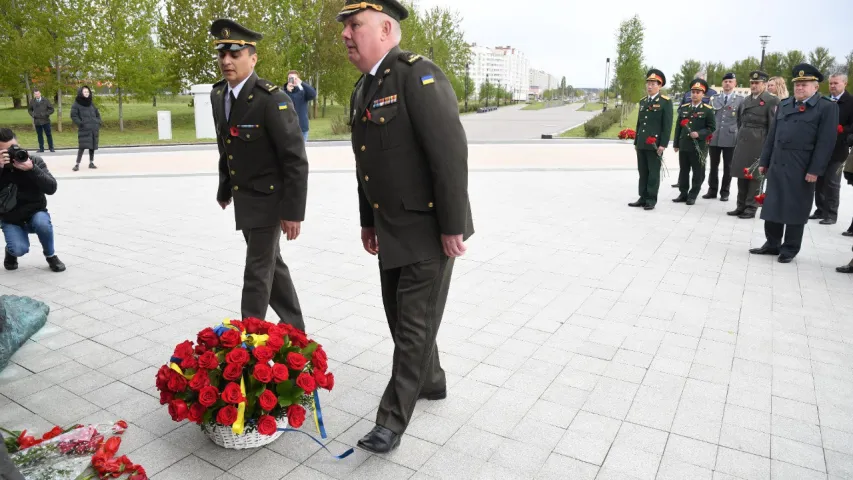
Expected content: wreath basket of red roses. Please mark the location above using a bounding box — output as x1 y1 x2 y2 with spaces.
155 318 334 450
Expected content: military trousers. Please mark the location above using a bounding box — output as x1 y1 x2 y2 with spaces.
241 224 305 332
636 150 661 206
707 146 734 197
764 222 804 257
678 150 705 200
376 254 453 435
814 160 843 221
736 178 761 214
0 433 25 480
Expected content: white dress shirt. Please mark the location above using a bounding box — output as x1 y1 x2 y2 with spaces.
225 75 252 121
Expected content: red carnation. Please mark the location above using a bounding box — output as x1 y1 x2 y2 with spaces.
755 193 766 205
198 351 219 370
287 352 307 371
41 427 63 440
187 403 206 424
799 105 806 112
680 118 689 127
198 386 219 407
743 168 749 175
216 405 238 425
221 382 245 404
296 372 316 393
197 328 219 348
706 134 713 142
222 362 243 381
266 334 284 352
220 329 241 348
258 389 278 411
253 346 275 364
168 399 189 422
226 347 250 366
745 174 754 180
173 340 194 360
257 415 278 435
645 136 657 145
839 124 844 134
253 363 273 383
229 126 239 137
271 363 289 383
189 369 210 391
287 404 306 428
759 101 765 106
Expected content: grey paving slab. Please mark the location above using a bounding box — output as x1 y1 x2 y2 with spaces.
1 166 853 480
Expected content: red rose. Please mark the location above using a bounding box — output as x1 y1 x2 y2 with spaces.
680 118 689 127
159 390 174 405
229 320 245 332
194 344 207 356
41 426 63 440
296 372 316 393
314 369 328 389
168 399 189 422
216 405 238 425
253 346 275 364
839 124 844 134
222 382 245 404
324 373 335 391
229 126 239 137
166 371 187 393
155 365 171 390
287 352 307 371
287 404 306 428
180 356 198 371
311 348 328 373
198 351 219 370
271 363 289 383
226 347 250 366
223 362 244 381
197 328 219 348
645 136 657 145
257 415 278 435
253 363 273 383
289 331 309 348
198 386 219 407
189 370 209 391
244 317 272 334
258 389 278 411
220 329 241 348
187 403 206 424
173 340 194 360
266 334 284 352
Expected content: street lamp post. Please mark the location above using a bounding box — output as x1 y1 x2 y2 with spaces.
603 57 610 112
485 73 489 108
759 35 770 69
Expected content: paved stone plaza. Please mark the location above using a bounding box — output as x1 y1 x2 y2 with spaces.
2 145 853 479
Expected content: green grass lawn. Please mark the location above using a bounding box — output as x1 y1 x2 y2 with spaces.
578 102 605 112
522 102 545 111
561 105 678 140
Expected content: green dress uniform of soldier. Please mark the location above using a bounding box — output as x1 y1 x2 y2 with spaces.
728 71 779 219
338 0 474 452
673 78 716 204
631 69 673 210
209 19 309 330
751 64 838 262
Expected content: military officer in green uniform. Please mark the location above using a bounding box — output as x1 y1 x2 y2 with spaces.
209 19 309 331
338 0 474 454
629 69 673 211
673 78 716 205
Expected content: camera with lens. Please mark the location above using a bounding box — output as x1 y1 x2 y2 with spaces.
6 145 28 163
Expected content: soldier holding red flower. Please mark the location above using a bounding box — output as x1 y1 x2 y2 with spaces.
628 69 673 211
673 78 716 205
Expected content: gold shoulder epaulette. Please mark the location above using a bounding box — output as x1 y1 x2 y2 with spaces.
681 103 691 108
703 103 713 109
660 95 670 100
255 78 279 94
398 51 422 65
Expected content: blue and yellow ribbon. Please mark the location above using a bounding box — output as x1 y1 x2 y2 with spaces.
232 376 247 434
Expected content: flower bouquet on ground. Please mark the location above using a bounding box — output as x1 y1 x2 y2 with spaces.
618 128 636 140
155 318 335 450
1 420 145 480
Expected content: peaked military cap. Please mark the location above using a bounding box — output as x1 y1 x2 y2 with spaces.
748 70 769 82
689 78 709 93
210 19 263 51
336 0 409 22
792 63 823 83
722 72 736 81
645 69 666 86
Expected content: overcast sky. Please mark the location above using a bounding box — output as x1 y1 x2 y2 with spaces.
413 0 848 88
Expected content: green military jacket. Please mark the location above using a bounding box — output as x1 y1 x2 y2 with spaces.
635 93 673 150
211 73 309 231
349 46 474 270
674 102 717 151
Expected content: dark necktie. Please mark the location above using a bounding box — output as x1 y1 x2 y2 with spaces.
359 74 375 107
723 95 728 106
227 91 236 122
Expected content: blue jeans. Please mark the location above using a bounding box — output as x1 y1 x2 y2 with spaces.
35 123 54 150
302 130 309 143
2 211 55 258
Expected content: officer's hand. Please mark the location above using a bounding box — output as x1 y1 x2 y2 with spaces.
441 234 466 258
12 158 33 171
361 227 378 255
689 131 699 139
759 167 767 175
673 147 679 153
218 199 231 210
805 173 818 183
656 146 665 156
281 220 301 241
0 150 9 168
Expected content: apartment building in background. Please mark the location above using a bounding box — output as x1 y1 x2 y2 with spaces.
467 44 531 101
529 69 561 100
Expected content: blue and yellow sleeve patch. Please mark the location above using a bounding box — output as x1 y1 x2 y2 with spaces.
421 75 435 86
278 102 288 110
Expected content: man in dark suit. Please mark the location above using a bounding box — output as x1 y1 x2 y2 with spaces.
810 73 853 225
209 19 309 331
338 0 474 453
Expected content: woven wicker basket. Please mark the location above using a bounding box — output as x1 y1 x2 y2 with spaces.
202 416 288 449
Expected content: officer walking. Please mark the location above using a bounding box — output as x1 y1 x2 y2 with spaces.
728 71 779 219
628 69 672 211
673 78 716 205
209 19 309 330
338 0 474 453
704 73 743 201
749 63 838 263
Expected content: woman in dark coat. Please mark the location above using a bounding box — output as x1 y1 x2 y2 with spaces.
70 85 101 171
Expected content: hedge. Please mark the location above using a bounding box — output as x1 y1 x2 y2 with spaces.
583 109 622 138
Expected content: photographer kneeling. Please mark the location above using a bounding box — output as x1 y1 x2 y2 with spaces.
0 128 65 272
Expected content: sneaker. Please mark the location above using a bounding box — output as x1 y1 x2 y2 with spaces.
72 164 79 171
46 255 65 272
4 251 17 270
89 163 97 169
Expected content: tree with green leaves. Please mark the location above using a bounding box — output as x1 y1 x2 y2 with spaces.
730 57 760 89
671 59 702 97
612 15 645 126
761 52 785 80
704 62 728 86
808 46 836 94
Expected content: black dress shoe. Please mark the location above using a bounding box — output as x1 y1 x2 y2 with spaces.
842 231 853 237
808 212 822 220
836 265 853 273
643 205 655 211
672 196 687 203
819 219 837 225
727 209 745 216
702 192 716 199
686 198 696 205
357 425 401 454
738 212 756 219
720 195 729 202
4 251 17 270
778 254 795 263
749 246 780 255
628 199 646 207
418 389 447 400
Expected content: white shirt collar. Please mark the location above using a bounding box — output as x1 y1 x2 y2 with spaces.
369 51 391 76
831 92 842 100
227 74 252 99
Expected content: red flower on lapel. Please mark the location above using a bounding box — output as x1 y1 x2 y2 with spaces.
798 105 806 112
229 126 239 137
838 125 844 134
759 101 765 106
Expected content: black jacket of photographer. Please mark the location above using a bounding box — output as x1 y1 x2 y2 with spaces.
0 155 57 226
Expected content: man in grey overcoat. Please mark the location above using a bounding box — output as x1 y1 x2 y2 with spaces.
727 71 779 219
704 72 743 201
749 64 838 263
